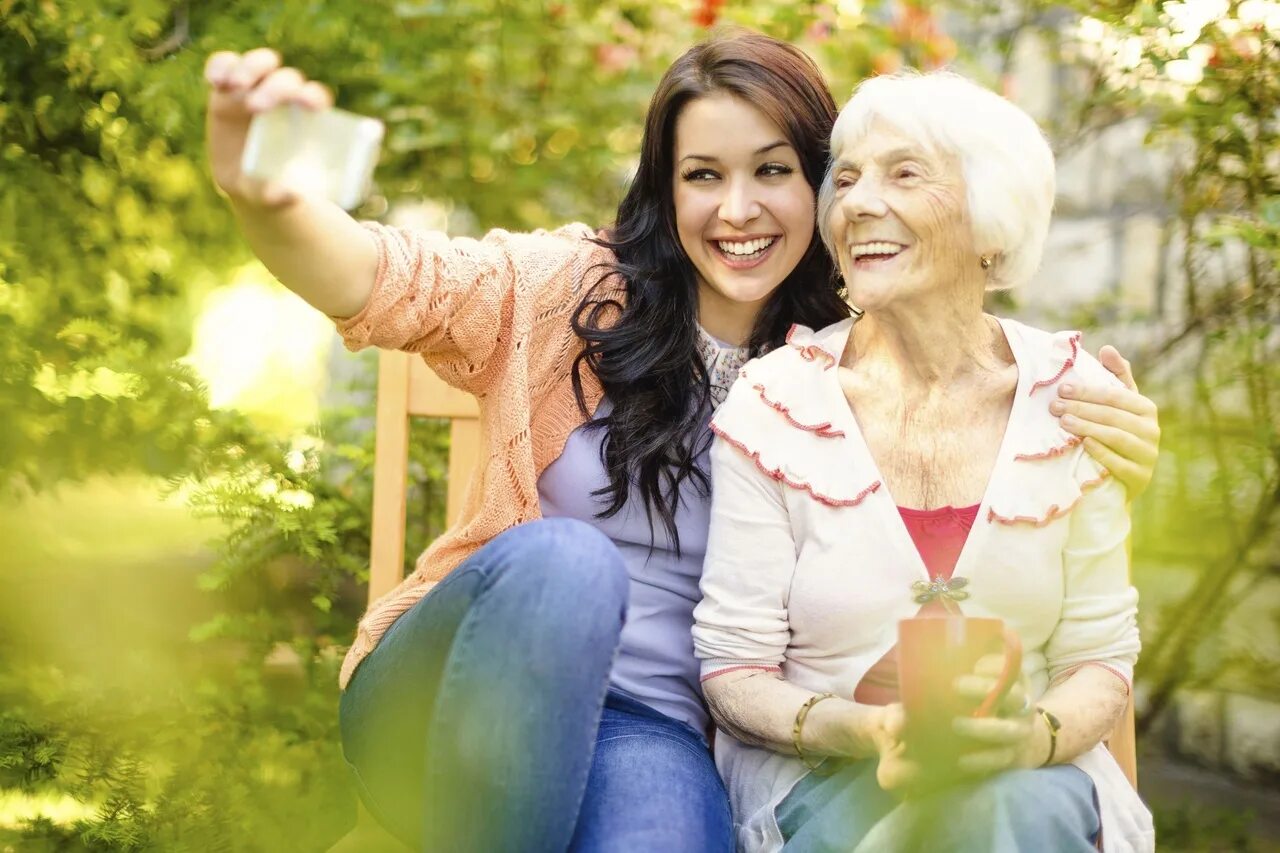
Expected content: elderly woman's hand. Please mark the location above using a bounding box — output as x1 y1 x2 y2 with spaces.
1053 345 1160 499
869 704 924 792
949 654 1042 775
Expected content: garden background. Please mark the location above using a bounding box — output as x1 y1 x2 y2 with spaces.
1 0 1277 849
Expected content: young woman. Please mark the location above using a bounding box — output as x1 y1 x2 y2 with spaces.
204 32 1160 852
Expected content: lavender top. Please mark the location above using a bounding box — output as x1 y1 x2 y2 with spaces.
536 328 751 734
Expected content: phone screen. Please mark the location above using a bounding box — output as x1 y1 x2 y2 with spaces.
241 106 384 210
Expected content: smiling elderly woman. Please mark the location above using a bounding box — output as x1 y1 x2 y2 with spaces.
691 71 1156 853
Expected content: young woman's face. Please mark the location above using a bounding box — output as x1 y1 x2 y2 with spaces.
672 93 816 342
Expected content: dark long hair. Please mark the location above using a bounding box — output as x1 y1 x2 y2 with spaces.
572 31 850 552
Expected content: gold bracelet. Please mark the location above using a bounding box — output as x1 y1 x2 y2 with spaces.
1035 706 1062 767
792 692 837 771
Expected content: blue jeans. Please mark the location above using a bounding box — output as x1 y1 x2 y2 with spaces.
777 759 1100 852
339 518 731 852
570 690 731 852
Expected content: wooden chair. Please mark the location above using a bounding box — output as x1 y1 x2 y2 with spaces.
344 350 1137 849
1110 698 1138 788
1105 537 1140 789
367 350 480 605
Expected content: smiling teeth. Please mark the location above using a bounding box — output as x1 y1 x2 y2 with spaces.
851 241 903 259
718 237 776 256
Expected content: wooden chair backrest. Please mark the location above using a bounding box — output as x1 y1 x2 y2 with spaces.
1110 699 1138 788
363 347 1138 789
368 349 479 605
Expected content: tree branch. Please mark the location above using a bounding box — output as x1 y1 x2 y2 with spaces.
1137 475 1280 734
141 3 189 61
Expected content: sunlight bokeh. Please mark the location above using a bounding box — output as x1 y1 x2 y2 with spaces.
1073 0 1280 95
183 264 335 432
0 791 99 830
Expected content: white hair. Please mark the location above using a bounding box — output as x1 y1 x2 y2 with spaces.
817 70 1055 290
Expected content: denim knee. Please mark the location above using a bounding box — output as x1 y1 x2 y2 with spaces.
972 769 1047 814
958 766 1098 838
485 517 629 611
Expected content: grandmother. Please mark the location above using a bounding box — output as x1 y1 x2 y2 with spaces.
692 70 1155 852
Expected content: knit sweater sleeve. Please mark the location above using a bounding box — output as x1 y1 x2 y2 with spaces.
332 221 609 395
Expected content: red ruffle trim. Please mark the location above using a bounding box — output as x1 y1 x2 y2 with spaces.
1029 332 1081 395
712 423 881 508
700 664 782 683
1014 435 1084 461
786 324 838 370
986 470 1110 527
753 383 845 439
1051 661 1132 696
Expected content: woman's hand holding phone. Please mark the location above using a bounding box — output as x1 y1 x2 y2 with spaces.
204 48 334 208
200 48 380 318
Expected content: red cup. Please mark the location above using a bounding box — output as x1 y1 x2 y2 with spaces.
896 616 1023 769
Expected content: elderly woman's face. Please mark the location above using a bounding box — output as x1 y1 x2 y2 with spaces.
826 120 977 310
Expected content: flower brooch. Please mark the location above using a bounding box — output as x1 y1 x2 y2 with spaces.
912 575 970 612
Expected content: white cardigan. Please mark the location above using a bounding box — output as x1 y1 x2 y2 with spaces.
692 317 1154 853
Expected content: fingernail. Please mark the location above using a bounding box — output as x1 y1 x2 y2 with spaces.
1062 414 1078 427
1059 383 1075 397
1049 401 1065 415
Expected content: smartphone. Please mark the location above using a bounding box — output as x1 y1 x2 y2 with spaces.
241 105 385 210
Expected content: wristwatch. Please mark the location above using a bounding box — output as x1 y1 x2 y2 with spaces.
1035 706 1062 766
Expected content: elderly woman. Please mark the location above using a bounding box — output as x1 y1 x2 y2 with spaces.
692 70 1155 853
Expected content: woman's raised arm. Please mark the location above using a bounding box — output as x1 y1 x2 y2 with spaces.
205 48 378 319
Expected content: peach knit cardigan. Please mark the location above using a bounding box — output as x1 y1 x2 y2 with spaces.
333 221 622 689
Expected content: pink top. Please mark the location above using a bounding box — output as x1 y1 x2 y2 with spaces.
853 503 980 705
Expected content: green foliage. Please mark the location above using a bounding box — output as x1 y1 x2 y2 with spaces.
1154 799 1259 852
0 661 354 852
0 0 671 493
1 0 236 490
1021 0 1279 711
181 372 449 653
